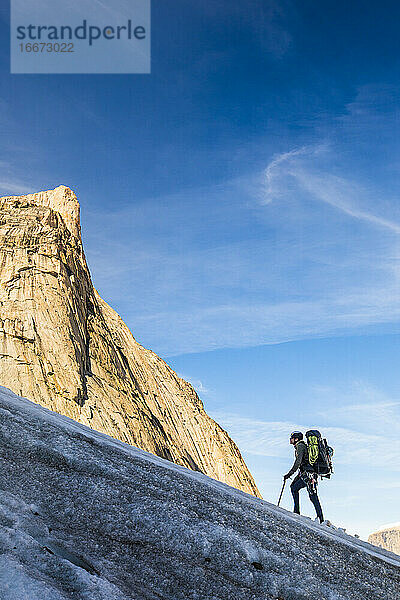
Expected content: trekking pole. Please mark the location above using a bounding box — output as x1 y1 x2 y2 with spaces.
277 479 286 507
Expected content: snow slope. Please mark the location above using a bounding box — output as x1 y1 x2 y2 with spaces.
0 386 399 600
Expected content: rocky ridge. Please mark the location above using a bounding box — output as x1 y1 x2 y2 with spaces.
0 185 259 497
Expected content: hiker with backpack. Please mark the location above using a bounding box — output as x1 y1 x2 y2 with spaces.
283 431 327 523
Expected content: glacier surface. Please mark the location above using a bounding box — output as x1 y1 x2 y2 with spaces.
0 386 399 600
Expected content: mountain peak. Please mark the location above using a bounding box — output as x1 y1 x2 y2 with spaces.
0 186 260 497
0 185 81 238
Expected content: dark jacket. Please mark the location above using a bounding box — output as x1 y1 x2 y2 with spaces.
285 440 309 478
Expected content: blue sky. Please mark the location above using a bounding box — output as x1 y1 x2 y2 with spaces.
1 0 400 538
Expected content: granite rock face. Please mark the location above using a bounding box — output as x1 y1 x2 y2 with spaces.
368 525 400 555
0 186 259 497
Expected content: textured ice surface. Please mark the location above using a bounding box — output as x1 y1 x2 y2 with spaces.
0 386 399 600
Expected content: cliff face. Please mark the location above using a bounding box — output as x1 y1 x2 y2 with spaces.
0 186 259 497
368 526 400 555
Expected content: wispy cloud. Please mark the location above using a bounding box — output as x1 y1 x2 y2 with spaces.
86 183 400 355
295 169 400 234
177 373 211 396
0 179 36 196
83 85 400 357
0 163 39 196
212 412 400 470
264 145 323 203
263 143 400 234
314 382 400 443
126 292 400 356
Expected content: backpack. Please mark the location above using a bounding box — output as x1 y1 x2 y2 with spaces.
305 430 334 478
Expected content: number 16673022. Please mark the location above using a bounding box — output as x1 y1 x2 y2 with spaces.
19 43 74 52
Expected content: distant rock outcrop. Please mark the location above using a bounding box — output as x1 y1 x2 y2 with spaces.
368 525 400 555
0 185 259 497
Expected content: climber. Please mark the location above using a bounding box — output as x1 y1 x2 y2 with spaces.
283 431 324 523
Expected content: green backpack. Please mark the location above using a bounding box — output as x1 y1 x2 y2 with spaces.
305 430 334 478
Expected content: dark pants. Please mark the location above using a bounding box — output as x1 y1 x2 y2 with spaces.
290 472 324 523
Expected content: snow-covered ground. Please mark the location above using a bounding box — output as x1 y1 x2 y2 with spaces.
0 386 399 600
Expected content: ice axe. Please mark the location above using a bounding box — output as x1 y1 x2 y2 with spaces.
277 478 287 507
